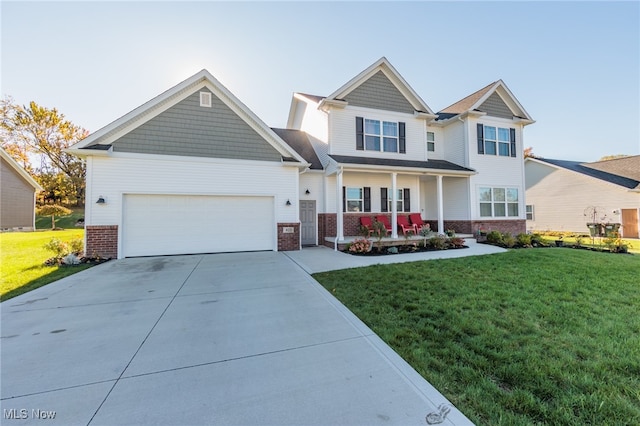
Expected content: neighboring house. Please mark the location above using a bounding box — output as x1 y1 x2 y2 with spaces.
0 147 43 231
69 57 534 258
525 156 640 237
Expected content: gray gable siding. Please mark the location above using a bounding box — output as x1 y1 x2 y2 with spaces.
478 92 513 119
342 71 415 114
112 89 282 162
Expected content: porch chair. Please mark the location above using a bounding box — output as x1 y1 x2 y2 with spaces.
409 213 430 232
374 215 393 235
359 216 375 236
397 216 418 236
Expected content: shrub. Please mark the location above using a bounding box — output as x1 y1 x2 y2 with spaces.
486 230 503 244
574 235 584 247
502 232 516 248
516 233 532 247
348 238 371 254
427 234 448 250
70 238 84 254
447 237 466 248
44 238 70 258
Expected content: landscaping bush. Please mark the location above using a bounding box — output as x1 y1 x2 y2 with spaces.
502 232 516 248
486 230 503 245
427 234 448 250
516 233 532 247
348 238 371 254
43 237 84 259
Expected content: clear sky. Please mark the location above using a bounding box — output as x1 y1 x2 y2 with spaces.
2 1 639 162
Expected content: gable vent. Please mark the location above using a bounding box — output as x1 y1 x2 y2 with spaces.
200 91 212 107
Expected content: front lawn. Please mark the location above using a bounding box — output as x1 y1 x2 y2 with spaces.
35 207 84 230
1 230 92 301
314 249 640 425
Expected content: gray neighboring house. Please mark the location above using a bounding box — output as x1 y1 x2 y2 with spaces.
525 156 640 237
0 147 43 231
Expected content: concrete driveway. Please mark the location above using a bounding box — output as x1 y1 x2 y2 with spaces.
1 252 473 425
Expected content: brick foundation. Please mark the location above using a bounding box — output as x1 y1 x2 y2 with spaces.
471 219 526 236
277 223 300 251
85 225 118 259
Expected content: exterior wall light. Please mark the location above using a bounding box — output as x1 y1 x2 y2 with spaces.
96 196 106 204
286 199 292 206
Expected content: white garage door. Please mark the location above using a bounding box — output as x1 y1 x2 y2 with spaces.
122 194 275 257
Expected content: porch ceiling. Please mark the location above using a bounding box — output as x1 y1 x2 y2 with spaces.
328 155 476 176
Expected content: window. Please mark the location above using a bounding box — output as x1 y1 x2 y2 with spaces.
479 187 519 217
381 188 411 212
477 124 516 157
427 132 435 152
526 205 535 220
346 187 363 212
343 186 371 212
356 117 405 153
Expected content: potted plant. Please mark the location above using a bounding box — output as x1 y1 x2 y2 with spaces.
555 236 564 247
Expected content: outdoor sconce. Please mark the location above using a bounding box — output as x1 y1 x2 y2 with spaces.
96 196 106 204
305 189 310 195
286 199 292 206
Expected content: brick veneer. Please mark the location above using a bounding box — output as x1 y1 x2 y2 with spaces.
86 225 118 259
471 219 526 236
277 223 300 251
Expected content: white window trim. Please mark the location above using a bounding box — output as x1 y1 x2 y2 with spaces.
483 125 511 157
427 131 435 152
386 187 405 212
526 205 535 221
364 118 399 153
346 187 363 212
479 186 519 218
200 91 212 107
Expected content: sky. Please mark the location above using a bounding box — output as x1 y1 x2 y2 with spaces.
2 1 639 162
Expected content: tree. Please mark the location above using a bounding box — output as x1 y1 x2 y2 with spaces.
1 97 88 205
524 146 535 158
599 154 629 161
37 204 72 230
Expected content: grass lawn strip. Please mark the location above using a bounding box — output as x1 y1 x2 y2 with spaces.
1 229 91 301
314 249 640 426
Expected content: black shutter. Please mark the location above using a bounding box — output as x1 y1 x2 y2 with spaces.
380 188 388 212
342 186 346 212
356 117 364 151
364 187 371 212
403 188 411 212
477 123 484 154
399 122 406 153
510 128 516 158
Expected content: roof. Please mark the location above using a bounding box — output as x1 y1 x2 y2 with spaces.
437 80 534 123
329 155 475 174
68 69 308 166
583 155 640 182
528 157 640 190
0 147 43 191
271 128 323 170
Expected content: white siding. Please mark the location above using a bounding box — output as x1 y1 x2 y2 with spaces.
328 106 427 160
442 120 466 166
525 161 640 233
85 153 299 227
468 117 526 220
420 176 470 220
299 171 325 213
291 98 328 142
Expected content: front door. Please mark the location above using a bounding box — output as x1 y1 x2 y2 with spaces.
300 200 316 246
621 209 639 238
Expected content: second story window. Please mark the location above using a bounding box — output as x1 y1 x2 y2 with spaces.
356 117 406 153
477 124 516 157
427 131 435 152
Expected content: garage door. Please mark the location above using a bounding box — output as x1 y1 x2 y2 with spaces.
122 194 275 257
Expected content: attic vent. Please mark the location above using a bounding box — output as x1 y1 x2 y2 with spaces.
200 91 212 107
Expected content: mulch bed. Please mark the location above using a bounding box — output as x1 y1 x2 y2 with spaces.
346 245 469 256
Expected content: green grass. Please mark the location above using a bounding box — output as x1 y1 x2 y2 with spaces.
314 249 640 425
35 207 84 230
1 230 91 301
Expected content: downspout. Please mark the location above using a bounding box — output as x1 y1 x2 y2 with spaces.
334 167 343 251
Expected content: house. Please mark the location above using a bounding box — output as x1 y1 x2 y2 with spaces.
279 57 534 247
69 58 534 259
525 156 640 237
0 147 43 231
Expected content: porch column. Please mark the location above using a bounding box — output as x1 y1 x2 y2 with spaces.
437 175 444 233
391 172 398 239
336 170 344 243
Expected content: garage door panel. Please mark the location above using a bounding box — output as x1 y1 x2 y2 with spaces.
122 195 274 257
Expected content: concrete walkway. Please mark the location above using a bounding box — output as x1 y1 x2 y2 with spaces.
286 238 506 274
1 251 477 425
